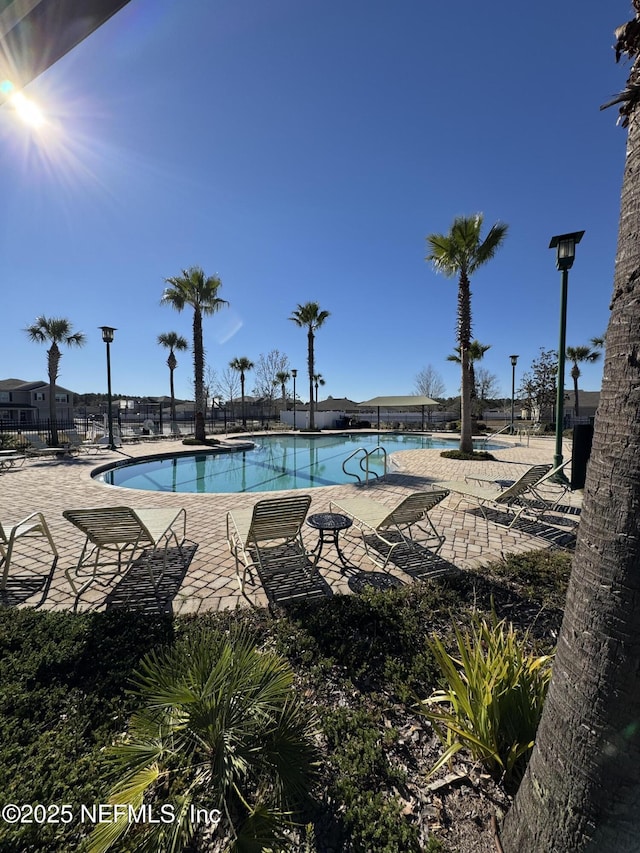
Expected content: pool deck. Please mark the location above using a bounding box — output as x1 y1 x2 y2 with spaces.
1 431 581 614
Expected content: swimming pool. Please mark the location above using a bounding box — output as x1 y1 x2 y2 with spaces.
96 432 502 494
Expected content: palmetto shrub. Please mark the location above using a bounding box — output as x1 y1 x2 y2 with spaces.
88 628 319 853
418 613 553 790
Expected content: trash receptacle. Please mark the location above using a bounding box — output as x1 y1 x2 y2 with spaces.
571 424 594 490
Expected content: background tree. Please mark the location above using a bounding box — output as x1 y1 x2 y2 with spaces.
426 214 508 452
161 266 228 442
518 348 558 422
447 339 491 417
566 344 601 417
157 331 188 427
474 366 500 417
24 316 86 446
313 372 325 406
274 370 291 415
252 349 290 415
502 7 640 849
229 356 254 427
217 366 241 418
414 364 446 399
289 302 330 430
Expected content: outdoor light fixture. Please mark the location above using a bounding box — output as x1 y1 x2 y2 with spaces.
549 230 584 271
509 354 519 435
99 326 117 450
291 369 298 431
549 231 585 481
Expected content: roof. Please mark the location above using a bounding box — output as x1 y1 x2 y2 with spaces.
0 0 132 103
316 397 360 411
0 377 74 394
357 395 438 408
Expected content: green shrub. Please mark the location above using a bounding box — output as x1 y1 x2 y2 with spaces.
88 627 320 853
439 449 496 461
418 612 553 790
321 707 421 852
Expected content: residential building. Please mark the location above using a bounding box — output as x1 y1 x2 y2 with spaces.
0 378 75 425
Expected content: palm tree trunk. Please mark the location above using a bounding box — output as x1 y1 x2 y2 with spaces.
193 308 205 441
501 81 640 853
170 369 176 423
307 328 315 430
241 373 246 427
458 271 473 453
572 364 581 418
47 344 60 447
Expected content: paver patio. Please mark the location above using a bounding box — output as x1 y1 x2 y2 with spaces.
0 431 581 613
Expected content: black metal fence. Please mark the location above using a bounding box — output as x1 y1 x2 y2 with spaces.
0 410 284 447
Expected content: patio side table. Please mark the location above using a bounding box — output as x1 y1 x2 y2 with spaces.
306 512 353 568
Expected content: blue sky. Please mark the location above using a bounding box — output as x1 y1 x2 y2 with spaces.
0 0 627 404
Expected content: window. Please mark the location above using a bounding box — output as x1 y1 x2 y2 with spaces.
0 392 9 402
55 394 68 403
35 392 45 401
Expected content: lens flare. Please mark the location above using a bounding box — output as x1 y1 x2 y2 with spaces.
10 91 45 128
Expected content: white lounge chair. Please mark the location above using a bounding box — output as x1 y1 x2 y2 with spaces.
63 506 187 609
227 495 312 593
1 512 58 606
434 464 553 527
21 432 65 457
61 428 110 455
329 490 449 569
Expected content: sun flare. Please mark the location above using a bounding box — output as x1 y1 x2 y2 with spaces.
10 91 45 128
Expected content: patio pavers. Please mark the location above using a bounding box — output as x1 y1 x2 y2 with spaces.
0 432 580 613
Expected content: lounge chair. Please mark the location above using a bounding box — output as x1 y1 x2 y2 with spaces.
0 450 27 471
329 490 450 569
464 459 574 511
227 494 312 593
21 432 65 457
434 463 553 527
63 506 187 609
61 428 110 455
1 512 58 605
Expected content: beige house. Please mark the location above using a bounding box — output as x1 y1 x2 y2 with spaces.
0 378 75 426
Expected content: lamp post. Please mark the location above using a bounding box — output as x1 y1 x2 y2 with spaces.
100 326 117 450
509 354 519 434
291 369 297 431
549 230 585 481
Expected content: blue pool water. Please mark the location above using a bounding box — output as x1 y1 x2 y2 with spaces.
96 433 500 494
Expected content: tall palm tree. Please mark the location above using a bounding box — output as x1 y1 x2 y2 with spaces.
161 266 228 442
502 8 640 850
447 340 491 415
426 215 508 453
157 331 188 427
24 316 86 446
313 372 325 406
229 356 254 427
289 302 330 430
566 344 601 417
274 370 290 416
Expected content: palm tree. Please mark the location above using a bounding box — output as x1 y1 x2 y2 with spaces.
566 344 601 417
447 340 491 416
161 266 228 442
426 215 508 453
24 316 86 446
274 370 290 417
313 372 325 406
157 331 188 428
502 9 640 850
229 356 254 427
87 629 318 853
289 302 330 430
